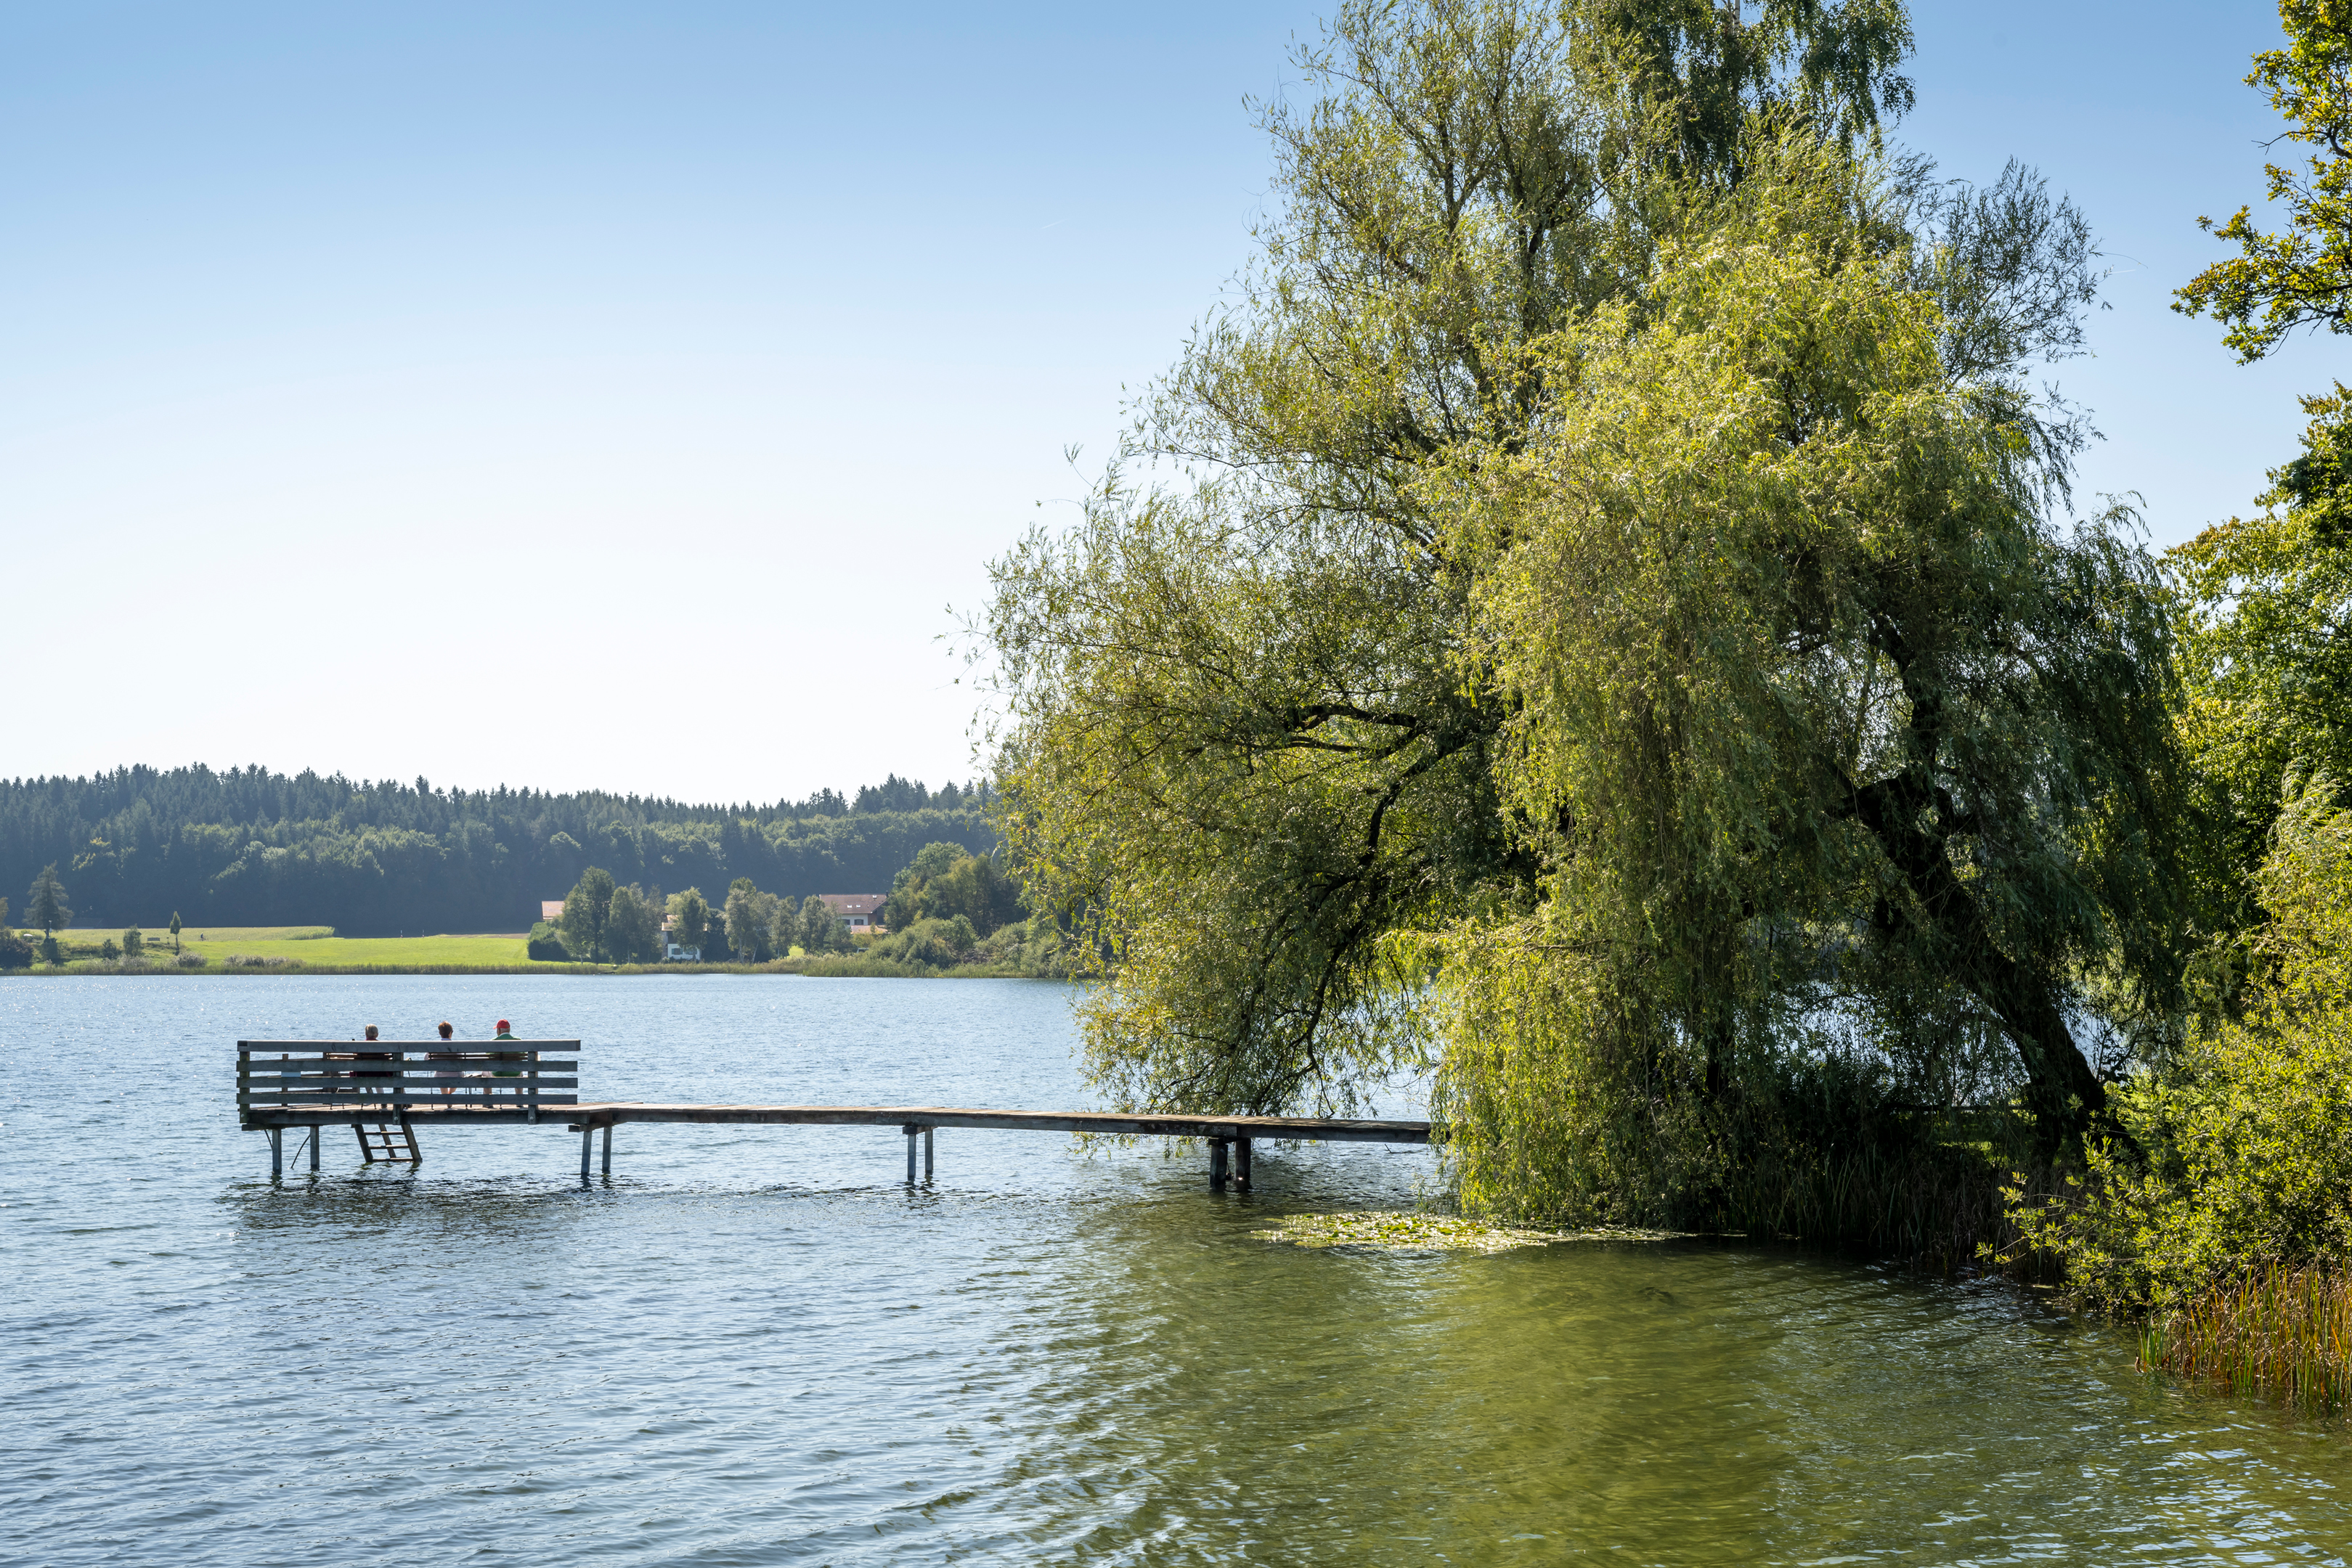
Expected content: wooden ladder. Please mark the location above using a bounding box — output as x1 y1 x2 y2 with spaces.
354 1119 421 1164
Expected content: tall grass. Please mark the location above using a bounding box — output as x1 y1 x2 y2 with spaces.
2138 1265 2352 1412
1712 1134 2048 1274
1682 1114 2080 1279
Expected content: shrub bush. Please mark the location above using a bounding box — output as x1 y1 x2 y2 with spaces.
526 921 570 963
2017 777 2352 1310
866 915 978 969
0 931 33 969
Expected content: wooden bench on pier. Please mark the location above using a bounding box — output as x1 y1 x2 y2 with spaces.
239 1038 578 1170
235 1040 1430 1188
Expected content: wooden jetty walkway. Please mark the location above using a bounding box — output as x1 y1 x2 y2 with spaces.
237 1039 1432 1190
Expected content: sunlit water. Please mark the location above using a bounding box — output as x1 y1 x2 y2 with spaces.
5 975 2351 1566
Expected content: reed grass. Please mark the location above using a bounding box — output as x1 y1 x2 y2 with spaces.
2138 1265 2352 1412
1701 1116 2069 1278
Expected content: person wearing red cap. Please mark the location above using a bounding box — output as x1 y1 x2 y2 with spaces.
491 1019 523 1093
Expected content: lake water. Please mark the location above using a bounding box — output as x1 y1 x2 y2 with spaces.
6 974 2352 1566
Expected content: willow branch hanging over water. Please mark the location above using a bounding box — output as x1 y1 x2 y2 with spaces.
983 0 2186 1228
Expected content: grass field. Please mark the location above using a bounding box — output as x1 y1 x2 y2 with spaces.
49 926 537 968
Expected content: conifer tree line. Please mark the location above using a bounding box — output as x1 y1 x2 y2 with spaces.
982 0 2352 1279
0 764 996 935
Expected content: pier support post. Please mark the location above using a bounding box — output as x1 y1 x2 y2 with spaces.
580 1124 593 1183
1209 1138 1229 1191
1234 1136 1251 1193
924 1127 934 1183
904 1124 919 1185
269 1127 282 1179
601 1123 613 1179
309 1126 321 1173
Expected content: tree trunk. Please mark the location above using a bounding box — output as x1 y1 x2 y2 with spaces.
1851 780 2101 1159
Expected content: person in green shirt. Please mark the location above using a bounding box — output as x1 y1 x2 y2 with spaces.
491 1019 524 1095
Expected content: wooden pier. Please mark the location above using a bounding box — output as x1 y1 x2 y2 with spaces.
237 1040 1432 1189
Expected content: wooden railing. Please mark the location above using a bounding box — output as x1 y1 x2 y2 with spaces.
237 1040 581 1118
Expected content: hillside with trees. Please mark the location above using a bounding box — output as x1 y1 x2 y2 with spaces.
0 765 995 934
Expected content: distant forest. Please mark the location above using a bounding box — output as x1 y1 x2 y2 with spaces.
0 765 998 935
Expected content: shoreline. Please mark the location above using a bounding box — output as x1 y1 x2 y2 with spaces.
4 957 1062 979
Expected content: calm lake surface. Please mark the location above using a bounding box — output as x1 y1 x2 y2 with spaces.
6 974 2351 1565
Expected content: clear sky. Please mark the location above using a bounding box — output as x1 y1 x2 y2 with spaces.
1 1 2321 805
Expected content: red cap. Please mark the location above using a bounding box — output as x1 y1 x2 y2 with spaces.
496 1019 510 1031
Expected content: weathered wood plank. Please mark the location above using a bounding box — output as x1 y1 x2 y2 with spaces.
235 1071 578 1086
248 1106 566 1124
556 1103 1431 1143
238 1083 576 1096
238 1040 580 1050
245 1100 1423 1141
237 1055 579 1071
239 1091 579 1105
240 1072 574 1082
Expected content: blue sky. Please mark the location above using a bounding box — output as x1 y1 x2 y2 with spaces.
1 1 2320 804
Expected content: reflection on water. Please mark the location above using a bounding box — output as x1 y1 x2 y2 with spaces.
4 975 2349 1565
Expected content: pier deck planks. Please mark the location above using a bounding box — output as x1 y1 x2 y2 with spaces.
240 1100 1430 1143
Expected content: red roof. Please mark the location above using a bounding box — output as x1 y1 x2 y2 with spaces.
818 894 886 916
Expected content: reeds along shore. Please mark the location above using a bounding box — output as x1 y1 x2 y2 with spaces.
2139 1265 2352 1413
1726 1152 2352 1412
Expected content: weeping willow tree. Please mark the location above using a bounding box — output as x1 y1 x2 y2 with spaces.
985 0 2184 1219
1428 146 2182 1220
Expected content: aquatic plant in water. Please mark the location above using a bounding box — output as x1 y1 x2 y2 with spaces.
1251 1212 1685 1252
2139 1265 2352 1413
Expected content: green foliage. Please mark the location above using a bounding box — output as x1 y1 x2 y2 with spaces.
2170 390 2352 931
2017 778 2352 1310
559 867 617 963
0 765 996 934
0 930 31 968
1591 0 1913 176
168 910 181 953
99 938 119 961
882 844 1024 936
795 894 851 954
986 0 2173 1175
1432 139 2185 1182
667 888 711 952
27 864 68 935
38 934 60 965
921 851 1022 934
2175 0 2352 361
121 928 143 959
866 915 980 970
526 921 569 962
605 883 662 964
725 883 778 963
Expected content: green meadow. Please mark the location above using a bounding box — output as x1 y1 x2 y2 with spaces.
50 926 540 971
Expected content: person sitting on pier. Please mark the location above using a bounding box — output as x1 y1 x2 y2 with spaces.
354 1024 398 1109
491 1019 523 1091
430 1020 460 1095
